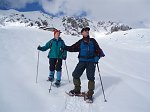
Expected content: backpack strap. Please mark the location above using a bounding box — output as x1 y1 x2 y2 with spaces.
49 39 54 49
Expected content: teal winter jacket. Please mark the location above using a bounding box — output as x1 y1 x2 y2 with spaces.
39 38 67 59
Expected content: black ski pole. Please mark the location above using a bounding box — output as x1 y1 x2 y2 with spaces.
49 81 52 93
36 50 40 83
64 60 70 83
96 63 107 102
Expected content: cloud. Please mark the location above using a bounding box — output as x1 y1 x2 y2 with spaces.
38 0 150 27
0 0 150 27
38 0 67 15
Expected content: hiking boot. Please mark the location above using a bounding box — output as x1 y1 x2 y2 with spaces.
48 77 54 82
54 80 60 87
48 71 55 82
73 78 81 92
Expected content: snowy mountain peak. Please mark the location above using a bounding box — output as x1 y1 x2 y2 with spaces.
0 9 132 36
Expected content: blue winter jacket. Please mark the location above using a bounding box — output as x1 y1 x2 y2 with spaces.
39 37 67 59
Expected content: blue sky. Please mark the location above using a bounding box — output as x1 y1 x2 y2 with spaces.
0 1 87 17
0 0 150 27
0 1 61 17
0 1 41 11
17 2 44 12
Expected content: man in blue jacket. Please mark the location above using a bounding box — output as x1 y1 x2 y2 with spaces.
65 27 105 102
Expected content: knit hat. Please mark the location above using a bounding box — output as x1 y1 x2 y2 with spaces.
81 27 90 33
54 29 62 35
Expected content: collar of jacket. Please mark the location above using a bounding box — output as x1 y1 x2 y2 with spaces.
53 37 62 41
82 35 90 42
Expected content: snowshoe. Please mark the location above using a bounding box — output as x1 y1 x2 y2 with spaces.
84 94 93 103
65 90 85 97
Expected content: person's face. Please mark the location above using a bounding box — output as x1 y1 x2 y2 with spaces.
54 32 60 38
82 30 89 37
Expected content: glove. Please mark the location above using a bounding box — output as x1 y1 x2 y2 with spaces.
62 56 66 60
94 56 100 64
37 45 42 50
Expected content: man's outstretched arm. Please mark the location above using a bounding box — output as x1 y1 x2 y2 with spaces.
65 40 81 52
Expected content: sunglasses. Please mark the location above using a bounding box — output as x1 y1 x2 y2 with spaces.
85 30 89 32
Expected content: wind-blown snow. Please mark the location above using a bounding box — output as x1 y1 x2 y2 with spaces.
0 26 150 112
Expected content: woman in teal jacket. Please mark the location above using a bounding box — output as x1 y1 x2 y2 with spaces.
37 30 67 86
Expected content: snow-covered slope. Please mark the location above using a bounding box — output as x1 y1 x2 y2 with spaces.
0 26 150 112
0 9 131 36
